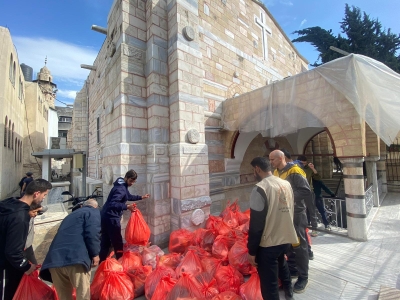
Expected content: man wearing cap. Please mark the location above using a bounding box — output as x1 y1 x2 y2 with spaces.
20 172 34 196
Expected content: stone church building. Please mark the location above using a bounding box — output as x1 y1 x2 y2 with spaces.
71 0 399 246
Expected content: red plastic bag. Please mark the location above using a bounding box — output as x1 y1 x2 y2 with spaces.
91 252 123 300
99 271 133 300
142 245 164 269
150 275 177 300
205 215 222 231
165 273 204 300
13 271 55 300
118 250 142 272
201 230 217 252
192 228 207 247
222 209 238 229
128 265 153 298
158 253 182 269
145 265 177 300
125 208 151 246
194 272 219 299
214 265 244 294
237 221 249 233
239 272 263 300
176 249 204 278
187 245 212 260
212 235 235 261
211 291 242 300
201 257 223 277
169 229 194 254
228 240 255 275
52 285 76 300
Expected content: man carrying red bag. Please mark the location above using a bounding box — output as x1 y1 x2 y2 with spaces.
99 169 150 262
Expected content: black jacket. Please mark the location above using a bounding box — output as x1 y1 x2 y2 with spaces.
101 177 142 219
0 198 31 272
40 206 101 282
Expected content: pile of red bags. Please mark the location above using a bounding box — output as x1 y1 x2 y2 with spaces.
91 201 262 300
13 270 55 300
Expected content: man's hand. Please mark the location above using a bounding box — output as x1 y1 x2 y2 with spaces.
25 264 36 275
308 163 318 173
142 194 150 199
248 254 258 267
127 204 137 212
92 256 100 268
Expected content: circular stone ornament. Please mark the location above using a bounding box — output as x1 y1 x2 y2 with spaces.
183 26 195 41
187 129 200 144
191 209 205 226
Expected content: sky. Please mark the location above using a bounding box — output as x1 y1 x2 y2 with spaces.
0 0 399 106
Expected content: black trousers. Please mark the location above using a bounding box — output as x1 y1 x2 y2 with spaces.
256 244 291 300
287 211 309 280
99 217 124 262
0 265 25 300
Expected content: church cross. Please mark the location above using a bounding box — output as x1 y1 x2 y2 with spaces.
255 12 272 60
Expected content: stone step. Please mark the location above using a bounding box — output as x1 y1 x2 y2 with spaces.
378 286 400 299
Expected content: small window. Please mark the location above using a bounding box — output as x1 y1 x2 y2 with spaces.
58 116 72 122
97 117 100 144
15 138 17 161
9 54 13 82
4 116 8 147
58 130 68 137
11 123 14 149
12 62 16 85
8 120 11 148
18 77 23 99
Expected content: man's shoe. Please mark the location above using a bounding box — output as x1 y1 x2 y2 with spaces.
293 278 308 294
309 251 314 260
311 230 318 237
325 225 332 231
284 286 294 300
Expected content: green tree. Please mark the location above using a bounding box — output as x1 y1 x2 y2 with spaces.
292 4 400 72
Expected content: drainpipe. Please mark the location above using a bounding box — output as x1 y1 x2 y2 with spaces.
83 79 90 196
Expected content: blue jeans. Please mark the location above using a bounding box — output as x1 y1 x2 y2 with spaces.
315 196 329 227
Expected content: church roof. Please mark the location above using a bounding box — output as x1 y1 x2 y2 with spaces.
222 54 400 145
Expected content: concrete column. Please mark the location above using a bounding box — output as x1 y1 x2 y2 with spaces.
42 155 51 181
378 139 388 194
365 156 380 207
168 0 211 232
341 157 368 241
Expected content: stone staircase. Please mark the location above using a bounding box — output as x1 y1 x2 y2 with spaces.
321 172 345 198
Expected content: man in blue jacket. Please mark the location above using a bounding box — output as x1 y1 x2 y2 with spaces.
99 169 150 262
40 199 101 300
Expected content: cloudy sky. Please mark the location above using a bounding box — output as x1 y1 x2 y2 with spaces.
0 0 398 106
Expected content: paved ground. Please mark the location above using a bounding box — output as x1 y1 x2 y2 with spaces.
285 192 400 300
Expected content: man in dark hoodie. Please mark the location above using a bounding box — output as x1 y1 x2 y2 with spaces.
270 150 312 294
0 179 52 300
99 169 150 262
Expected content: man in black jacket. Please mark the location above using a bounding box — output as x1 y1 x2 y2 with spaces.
0 179 52 300
270 150 312 294
40 199 101 300
99 169 149 262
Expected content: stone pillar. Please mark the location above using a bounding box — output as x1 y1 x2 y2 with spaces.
168 0 211 232
341 157 367 241
378 139 388 195
145 0 171 247
365 156 380 206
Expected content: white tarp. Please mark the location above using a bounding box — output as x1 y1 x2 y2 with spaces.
222 54 400 145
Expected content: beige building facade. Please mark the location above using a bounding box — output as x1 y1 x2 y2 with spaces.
0 27 54 199
71 0 310 246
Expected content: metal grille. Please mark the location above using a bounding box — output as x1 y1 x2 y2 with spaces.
317 197 347 231
386 139 400 181
365 185 374 216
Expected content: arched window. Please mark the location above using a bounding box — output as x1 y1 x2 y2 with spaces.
4 116 7 147
15 138 17 161
9 54 13 82
18 76 23 99
8 120 11 148
12 62 16 85
19 140 22 162
11 123 14 149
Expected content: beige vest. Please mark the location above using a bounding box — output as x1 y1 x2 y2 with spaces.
256 176 298 247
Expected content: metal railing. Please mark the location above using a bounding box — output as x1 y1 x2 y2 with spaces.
317 196 347 231
365 184 374 216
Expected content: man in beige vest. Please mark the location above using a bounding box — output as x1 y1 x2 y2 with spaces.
247 157 298 300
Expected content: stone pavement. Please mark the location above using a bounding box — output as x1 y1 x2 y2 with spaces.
284 192 400 300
